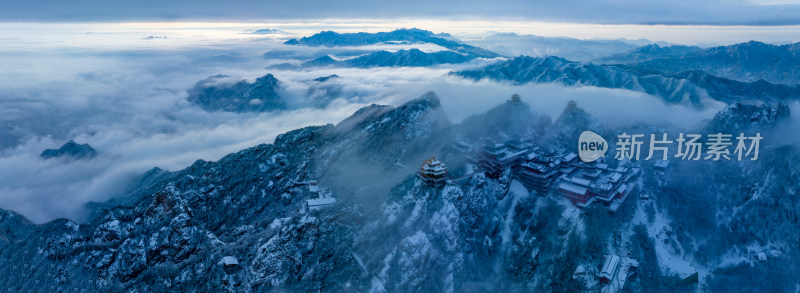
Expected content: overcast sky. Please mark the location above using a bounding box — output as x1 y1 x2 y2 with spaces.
2 0 800 25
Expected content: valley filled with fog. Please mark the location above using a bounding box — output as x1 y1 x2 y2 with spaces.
0 24 730 222
2 21 800 292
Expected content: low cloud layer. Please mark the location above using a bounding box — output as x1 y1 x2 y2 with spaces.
0 26 723 223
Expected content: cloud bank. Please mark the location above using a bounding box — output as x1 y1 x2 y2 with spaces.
0 26 722 223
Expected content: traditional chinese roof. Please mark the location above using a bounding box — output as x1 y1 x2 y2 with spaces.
608 172 623 183
558 182 588 195
307 198 337 211
307 198 336 207
568 177 592 187
221 256 239 266
599 254 620 280
421 156 447 173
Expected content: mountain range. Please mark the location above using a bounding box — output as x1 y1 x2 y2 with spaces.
3 94 798 291
267 49 476 70
465 33 656 62
284 28 499 58
0 93 800 292
318 49 473 68
594 44 702 64
452 56 800 108
278 31 800 108
605 41 800 85
276 31 800 108
6 27 800 292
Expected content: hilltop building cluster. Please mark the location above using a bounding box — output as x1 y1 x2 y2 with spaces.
474 136 640 212
418 95 643 212
422 133 641 212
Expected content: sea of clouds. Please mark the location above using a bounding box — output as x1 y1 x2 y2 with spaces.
0 24 725 223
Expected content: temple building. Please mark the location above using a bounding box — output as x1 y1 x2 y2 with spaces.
220 256 241 274
518 154 560 194
465 130 640 212
308 180 320 193
476 142 529 176
419 156 448 186
598 254 620 283
306 197 336 211
597 254 639 292
566 100 578 110
556 163 636 212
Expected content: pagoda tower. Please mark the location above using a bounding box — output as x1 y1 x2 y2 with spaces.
418 156 447 186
